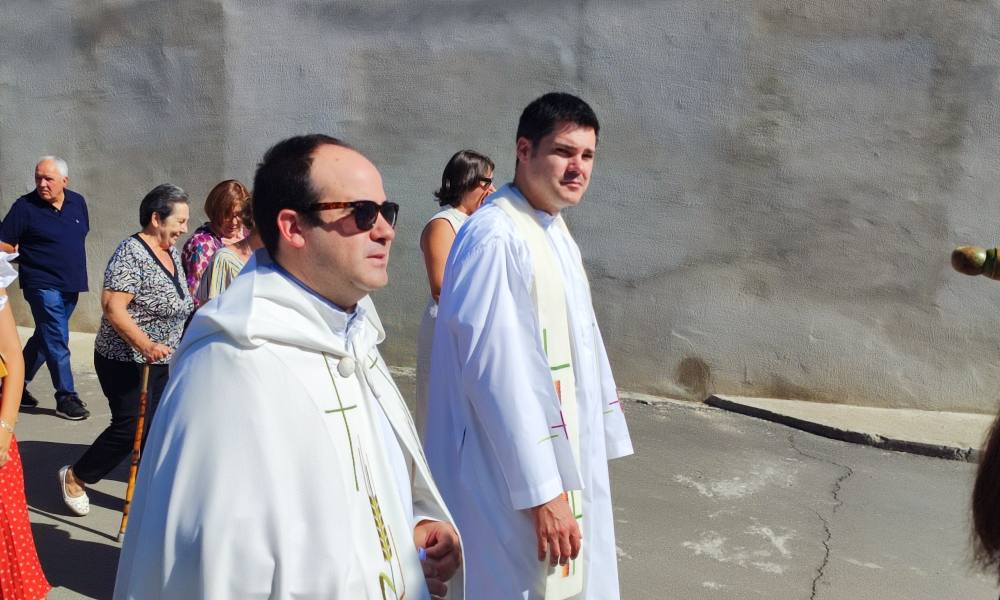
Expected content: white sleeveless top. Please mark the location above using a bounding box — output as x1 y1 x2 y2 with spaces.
422 206 469 319
424 205 468 233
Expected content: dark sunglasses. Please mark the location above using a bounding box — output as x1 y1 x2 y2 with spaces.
478 177 493 186
307 200 399 231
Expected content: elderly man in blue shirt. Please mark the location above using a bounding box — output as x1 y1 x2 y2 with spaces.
0 157 90 420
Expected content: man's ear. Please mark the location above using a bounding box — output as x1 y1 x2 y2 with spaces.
276 208 308 250
515 137 534 164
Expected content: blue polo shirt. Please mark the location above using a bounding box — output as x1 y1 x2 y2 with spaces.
0 189 89 292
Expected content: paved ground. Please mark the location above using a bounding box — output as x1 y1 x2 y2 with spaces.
614 398 997 599
13 363 998 599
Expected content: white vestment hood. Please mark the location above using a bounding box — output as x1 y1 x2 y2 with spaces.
114 250 461 600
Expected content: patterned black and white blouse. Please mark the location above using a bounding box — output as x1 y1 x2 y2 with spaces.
95 234 194 364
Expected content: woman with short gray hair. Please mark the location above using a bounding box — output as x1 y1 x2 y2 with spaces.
58 184 195 516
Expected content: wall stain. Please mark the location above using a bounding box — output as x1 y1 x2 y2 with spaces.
677 357 713 401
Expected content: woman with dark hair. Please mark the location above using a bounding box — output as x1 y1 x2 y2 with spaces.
58 184 195 516
182 179 249 304
416 150 495 437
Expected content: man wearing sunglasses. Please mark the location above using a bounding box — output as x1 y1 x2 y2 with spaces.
425 93 634 599
114 135 463 599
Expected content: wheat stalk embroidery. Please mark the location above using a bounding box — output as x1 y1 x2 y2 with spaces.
360 446 405 598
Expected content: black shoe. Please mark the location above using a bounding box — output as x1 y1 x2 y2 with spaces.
20 388 39 408
56 394 90 421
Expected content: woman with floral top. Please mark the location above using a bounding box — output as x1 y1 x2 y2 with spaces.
58 184 195 516
181 179 249 305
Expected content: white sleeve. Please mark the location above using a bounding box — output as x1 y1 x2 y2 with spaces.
0 252 19 310
592 319 635 460
443 236 565 510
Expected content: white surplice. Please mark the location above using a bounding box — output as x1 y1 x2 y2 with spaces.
114 250 461 600
424 184 633 599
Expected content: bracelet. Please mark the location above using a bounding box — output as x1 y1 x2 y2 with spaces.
0 419 14 434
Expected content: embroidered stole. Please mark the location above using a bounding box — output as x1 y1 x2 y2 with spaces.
320 350 415 599
494 195 585 599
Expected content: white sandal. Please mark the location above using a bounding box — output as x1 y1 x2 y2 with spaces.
59 465 89 516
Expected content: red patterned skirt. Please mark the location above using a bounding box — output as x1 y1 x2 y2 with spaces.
0 438 50 599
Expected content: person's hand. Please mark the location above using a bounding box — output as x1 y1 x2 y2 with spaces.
423 572 447 600
140 341 172 363
413 519 462 596
530 493 581 567
0 430 13 468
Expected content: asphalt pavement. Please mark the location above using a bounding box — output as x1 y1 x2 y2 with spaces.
11 329 998 599
613 397 995 599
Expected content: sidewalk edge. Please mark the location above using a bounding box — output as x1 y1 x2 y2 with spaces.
705 395 980 463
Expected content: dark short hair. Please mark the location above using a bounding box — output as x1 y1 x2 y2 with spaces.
204 179 250 228
516 92 600 148
139 184 189 227
252 134 353 256
433 150 495 207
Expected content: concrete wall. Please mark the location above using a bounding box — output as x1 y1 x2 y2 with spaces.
3 0 1000 412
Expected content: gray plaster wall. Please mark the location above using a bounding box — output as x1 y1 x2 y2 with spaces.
2 0 1000 412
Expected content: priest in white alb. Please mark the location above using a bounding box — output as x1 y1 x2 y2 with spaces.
114 135 462 599
424 93 633 599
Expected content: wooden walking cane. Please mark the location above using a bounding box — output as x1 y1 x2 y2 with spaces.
117 363 150 542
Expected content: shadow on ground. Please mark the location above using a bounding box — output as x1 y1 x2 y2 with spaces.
30 520 119 599
18 406 58 419
18 441 128 512
18 440 128 599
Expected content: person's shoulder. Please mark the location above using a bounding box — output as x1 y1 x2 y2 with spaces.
166 334 288 418
64 189 86 204
7 191 38 212
176 321 303 386
177 329 248 364
422 214 458 235
113 235 142 256
449 203 527 263
0 195 33 239
184 224 215 248
214 246 240 260
458 203 519 245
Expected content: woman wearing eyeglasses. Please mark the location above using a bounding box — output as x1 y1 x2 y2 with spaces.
182 179 250 306
416 150 495 439
195 201 263 304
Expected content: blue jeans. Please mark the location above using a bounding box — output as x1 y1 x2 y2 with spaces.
22 288 78 398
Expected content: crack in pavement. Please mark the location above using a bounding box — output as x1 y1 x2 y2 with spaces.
787 432 854 600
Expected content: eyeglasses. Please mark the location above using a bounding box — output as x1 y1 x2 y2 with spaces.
307 200 399 231
479 177 493 186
